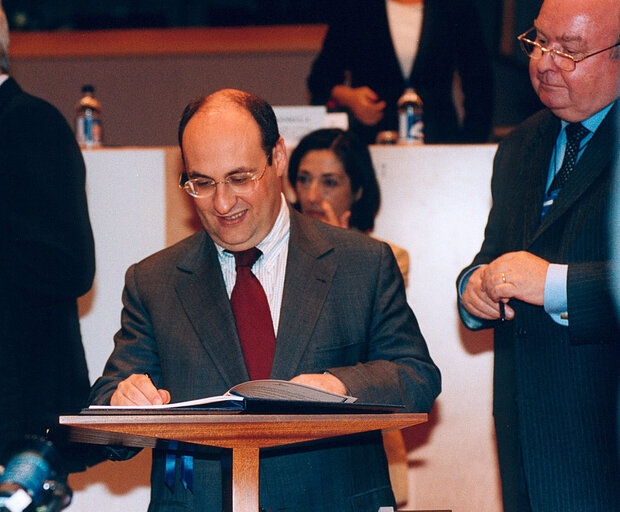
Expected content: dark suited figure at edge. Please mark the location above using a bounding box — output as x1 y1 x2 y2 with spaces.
89 89 441 512
0 1 95 467
457 0 620 510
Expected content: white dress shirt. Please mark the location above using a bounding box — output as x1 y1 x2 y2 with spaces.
214 194 290 335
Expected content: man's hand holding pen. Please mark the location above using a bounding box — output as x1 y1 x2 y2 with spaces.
462 251 550 321
462 265 515 321
110 373 171 406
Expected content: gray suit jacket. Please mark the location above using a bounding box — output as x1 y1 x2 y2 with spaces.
457 106 619 511
91 207 440 512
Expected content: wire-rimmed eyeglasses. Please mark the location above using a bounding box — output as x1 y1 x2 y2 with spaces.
179 157 269 198
517 27 620 72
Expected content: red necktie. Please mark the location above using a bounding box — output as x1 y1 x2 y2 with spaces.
230 248 276 380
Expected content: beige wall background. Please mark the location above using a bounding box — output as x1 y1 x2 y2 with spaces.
9 27 323 147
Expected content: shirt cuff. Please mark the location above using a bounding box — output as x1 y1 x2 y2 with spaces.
544 264 568 326
457 265 488 330
457 265 482 297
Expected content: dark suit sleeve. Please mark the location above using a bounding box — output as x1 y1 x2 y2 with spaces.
89 264 162 404
1 86 94 460
3 95 95 300
328 242 441 413
456 137 515 330
454 0 494 142
307 3 351 105
84 265 149 463
567 262 618 345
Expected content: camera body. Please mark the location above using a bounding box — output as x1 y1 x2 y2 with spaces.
0 437 71 512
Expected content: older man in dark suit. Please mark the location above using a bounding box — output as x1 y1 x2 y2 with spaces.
457 0 620 510
90 88 440 512
0 3 95 464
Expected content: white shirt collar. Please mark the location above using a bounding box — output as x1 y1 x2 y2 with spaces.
215 193 290 261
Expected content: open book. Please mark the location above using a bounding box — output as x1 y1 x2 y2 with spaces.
88 379 358 411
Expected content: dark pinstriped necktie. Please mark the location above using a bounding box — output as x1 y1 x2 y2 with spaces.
548 122 590 192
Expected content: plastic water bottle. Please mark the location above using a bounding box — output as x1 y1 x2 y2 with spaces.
397 88 424 144
75 85 103 148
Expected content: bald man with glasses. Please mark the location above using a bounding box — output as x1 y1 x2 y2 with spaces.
457 0 620 510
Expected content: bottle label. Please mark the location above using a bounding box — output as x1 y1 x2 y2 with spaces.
398 106 424 144
76 111 102 148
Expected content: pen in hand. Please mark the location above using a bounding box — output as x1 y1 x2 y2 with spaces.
499 301 505 322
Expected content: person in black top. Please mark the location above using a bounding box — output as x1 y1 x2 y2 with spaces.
308 0 494 144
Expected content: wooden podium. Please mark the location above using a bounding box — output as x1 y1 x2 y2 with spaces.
60 412 426 511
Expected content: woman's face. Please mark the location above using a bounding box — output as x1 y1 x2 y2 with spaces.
294 149 360 224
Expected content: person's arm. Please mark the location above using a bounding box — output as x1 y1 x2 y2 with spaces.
4 98 95 300
307 5 351 106
458 264 508 329
566 261 618 344
453 0 494 142
325 242 441 413
330 85 386 126
480 254 618 343
89 264 166 405
544 262 616 336
307 4 386 126
457 138 516 329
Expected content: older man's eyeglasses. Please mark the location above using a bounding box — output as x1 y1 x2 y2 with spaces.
518 27 620 72
179 158 269 199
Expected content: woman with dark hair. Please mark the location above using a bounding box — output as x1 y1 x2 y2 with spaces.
288 127 410 280
288 128 380 232
288 127 410 505
288 128 408 283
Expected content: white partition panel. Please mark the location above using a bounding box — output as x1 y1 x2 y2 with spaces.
371 145 501 511
70 148 171 512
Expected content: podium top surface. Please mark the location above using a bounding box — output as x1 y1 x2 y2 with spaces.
60 413 427 449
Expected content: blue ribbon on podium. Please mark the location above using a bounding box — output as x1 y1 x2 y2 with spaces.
164 441 194 492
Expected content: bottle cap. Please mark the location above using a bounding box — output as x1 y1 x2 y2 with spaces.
81 85 95 94
376 131 398 144
398 88 422 107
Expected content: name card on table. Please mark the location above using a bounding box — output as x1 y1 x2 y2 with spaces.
273 106 348 148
